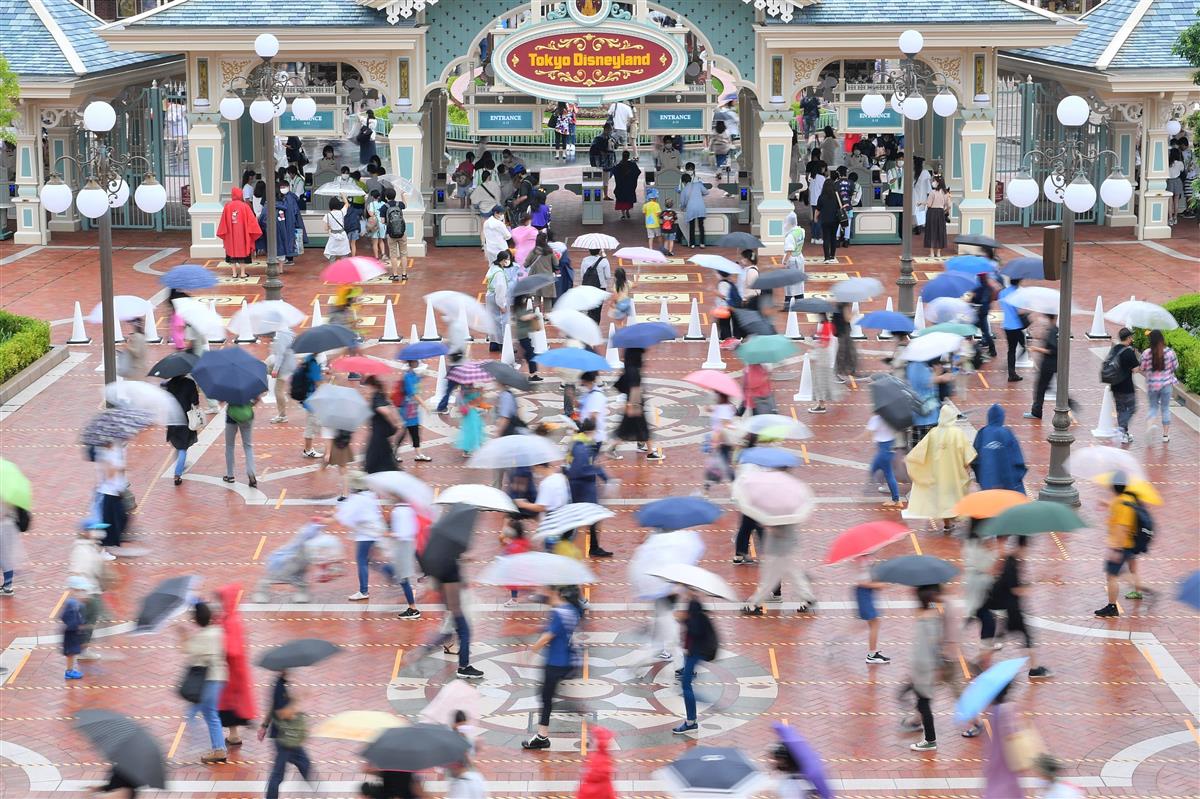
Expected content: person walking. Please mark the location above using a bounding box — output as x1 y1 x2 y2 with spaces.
986 537 1050 679
510 212 539 270
807 314 839 413
672 587 718 734
523 232 559 310
392 362 431 463
222 397 259 488
177 601 228 763
1106 327 1142 444
579 249 612 324
1141 329 1178 443
999 278 1027 382
854 556 891 664
614 348 661 460
611 151 641 220
457 383 488 457
982 683 1026 798
833 302 858 378
905 585 943 751
269 328 297 423
294 354 325 459
1023 315 1074 422
905 405 976 533
865 412 903 508
566 420 611 557
361 376 400 473
61 577 89 680
589 124 617 200
215 584 255 749
906 357 948 446
642 188 663 250
388 497 423 620
1094 471 1149 618
741 524 816 615
260 670 314 799
94 441 129 555
679 172 709 247
481 205 512 269
971 272 998 361
522 587 583 750
382 187 409 282
163 374 200 486
962 521 998 675
972 404 1026 492
338 476 386 602
322 197 351 261
68 521 107 661
814 179 843 264
485 251 514 353
781 211 806 304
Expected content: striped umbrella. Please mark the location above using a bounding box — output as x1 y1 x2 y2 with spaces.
536 503 615 538
446 361 491 386
80 408 155 447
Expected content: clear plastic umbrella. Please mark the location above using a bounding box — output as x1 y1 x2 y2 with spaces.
1065 445 1146 480
171 297 226 340
555 286 610 312
831 277 884 302
628 529 705 600
644 563 739 601
467 434 565 469
1004 286 1060 316
688 254 743 275
1104 300 1178 330
86 295 152 323
103 381 186 426
547 309 603 346
732 470 816 526
363 470 434 509
900 331 965 362
434 484 517 513
306 384 372 431
925 296 974 324
535 502 614 538
614 246 668 263
314 177 366 197
228 300 305 336
477 552 597 586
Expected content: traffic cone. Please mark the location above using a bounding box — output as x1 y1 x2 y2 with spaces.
235 300 257 343
913 298 926 331
531 311 549 354
379 300 402 343
784 310 803 340
626 297 638 325
205 299 223 344
66 301 91 344
433 355 449 403
409 324 420 345
658 298 671 326
1014 341 1034 369
1086 296 1108 339
1091 385 1119 439
701 323 725 370
850 301 866 339
605 323 623 369
421 303 441 341
142 306 162 344
500 323 517 367
792 353 813 401
684 298 704 340
311 298 324 327
878 297 894 340
459 305 475 343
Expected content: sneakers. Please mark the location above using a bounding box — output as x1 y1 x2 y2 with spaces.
522 734 551 750
1028 666 1052 678
1162 433 1170 443
741 605 764 616
302 448 324 459
0 585 12 596
200 749 228 764
910 740 937 751
962 723 984 738
899 718 923 732
1124 590 1144 600
636 443 649 452
347 592 369 601
732 555 754 565
529 375 544 382
1094 603 1119 617
1007 375 1023 382
807 405 827 413
397 607 421 619
672 721 699 734
503 598 518 608
64 669 83 680
588 548 613 558
77 650 101 662
655 650 673 661
645 451 664 461
271 415 287 423
414 454 432 462
100 550 116 562
457 665 484 679
866 651 891 664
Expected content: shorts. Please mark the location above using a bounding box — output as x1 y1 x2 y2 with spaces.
386 236 408 267
1104 548 1136 576
715 153 729 167
646 227 660 241
304 411 321 439
855 586 878 621
662 230 676 241
611 129 629 147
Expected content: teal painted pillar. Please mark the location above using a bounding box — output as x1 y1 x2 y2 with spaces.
755 110 794 253
1138 99 1173 240
187 120 226 259
46 127 82 233
388 112 428 257
13 103 49 245
957 109 997 239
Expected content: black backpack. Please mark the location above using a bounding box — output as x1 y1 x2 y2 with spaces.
355 124 372 145
1100 345 1129 385
289 366 313 402
385 203 406 239
1123 494 1155 554
692 605 719 662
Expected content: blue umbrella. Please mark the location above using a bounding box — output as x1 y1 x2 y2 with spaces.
1179 571 1200 610
612 322 676 349
1001 257 1045 281
739 447 801 468
397 341 449 360
920 271 977 302
160 264 218 290
191 348 268 404
856 310 915 333
534 348 612 372
954 657 1028 723
636 496 722 531
772 722 833 799
944 255 994 275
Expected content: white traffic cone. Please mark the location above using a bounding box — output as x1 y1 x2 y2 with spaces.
878 297 894 340
205 299 223 344
792 352 814 401
850 301 866 339
626 297 638 325
1086 296 1108 339
433 356 449 404
235 300 257 343
421 303 441 341
701 323 725 370
311 298 324 327
1014 341 1034 369
913 298 926 331
605 323 623 369
684 298 704 340
142 307 162 344
1091 385 1119 439
658 298 671 325
500 323 517 367
531 311 549 354
784 310 803 340
379 300 401 343
409 324 420 345
458 305 475 343
67 301 91 344
1044 376 1057 403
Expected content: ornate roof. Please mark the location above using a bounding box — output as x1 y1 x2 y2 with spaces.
769 0 1065 24
120 0 410 26
5 0 170 77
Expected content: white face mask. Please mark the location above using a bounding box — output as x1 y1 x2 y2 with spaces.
280 186 290 194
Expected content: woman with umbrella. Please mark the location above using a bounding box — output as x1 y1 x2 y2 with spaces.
832 302 858 379
672 585 718 734
982 679 1026 798
176 601 228 763
905 584 944 751
807 313 839 414
904 405 976 533
94 440 130 553
391 361 432 464
522 586 584 750
337 474 387 602
614 349 661 460
163 373 200 486
522 232 559 310
260 669 315 799
215 584 255 749
565 418 612 557
361 375 401 474
456 375 489 458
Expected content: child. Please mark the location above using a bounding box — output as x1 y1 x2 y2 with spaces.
610 269 633 321
642 188 662 251
854 555 890 664
660 201 678 255
500 525 531 607
62 576 91 679
1034 754 1083 798
714 272 741 343
703 392 737 494
392 361 431 463
324 429 354 501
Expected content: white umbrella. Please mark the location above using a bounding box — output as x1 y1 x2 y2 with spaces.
314 177 366 197
306 384 372 431
644 563 739 601
535 503 614 538
688 254 743 275
546 309 603 346
86 295 153 323
171 297 226 340
363 471 434 509
228 300 305 336
1005 286 1061 316
732 470 816 526
378 174 416 195
900 331 965 362
477 552 597 586
1065 445 1146 481
629 529 705 600
832 277 884 302
925 297 974 324
572 233 619 251
555 286 610 313
425 291 494 333
1104 300 1178 331
614 246 668 263
467 434 565 469
739 414 813 440
103 381 185 426
435 484 517 513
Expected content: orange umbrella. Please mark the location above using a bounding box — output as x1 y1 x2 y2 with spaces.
953 490 1031 519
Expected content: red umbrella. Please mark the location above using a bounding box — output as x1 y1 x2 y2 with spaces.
447 361 491 386
825 521 908 565
330 355 395 377
320 256 386 284
683 370 743 401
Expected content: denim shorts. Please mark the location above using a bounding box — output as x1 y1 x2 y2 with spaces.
1104 548 1136 576
855 586 878 621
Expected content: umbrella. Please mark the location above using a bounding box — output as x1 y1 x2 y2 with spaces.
147 350 198 378
683 370 743 400
86 295 152 323
954 658 1029 724
425 502 479 550
321 256 386 284
656 747 768 797
772 722 833 799
832 276 884 302
869 373 920 431
435 484 517 513
535 347 611 372
259 638 342 671
629 529 706 599
292 324 358 354
104 381 186 426
378 174 415 194
944 254 995 275
0 459 32 511
688 254 743 275
191 348 268 404
952 490 1032 519
914 322 977 338
644 563 738 601
714 232 763 250
731 308 776 337
362 723 471 771
547 309 603 346
228 300 305 336
825 521 909 564
160 264 217 290
80 408 154 447
732 470 815 526
171 297 226 340
134 575 197 632
467 435 565 468
738 447 801 469
785 297 836 314
754 269 807 291
478 551 598 586
739 414 812 441
306 384 372 431
1065 445 1146 480
314 711 407 742
901 331 965 362
977 501 1087 538
536 503 615 537
331 355 395 377
397 341 449 360
75 710 166 789
956 233 1001 249
447 362 491 386
1001 257 1044 281
736 335 797 364
636 496 722 530
555 286 610 312
925 297 974 324
1105 300 1178 330
920 271 976 302
481 360 532 391
1004 286 1061 316
314 177 366 197
1092 472 1163 505
857 310 914 333
872 554 959 586
424 292 494 333
512 273 556 297
419 680 483 728
363 471 434 509
614 246 668 263
612 321 676 349
1179 571 1200 611
572 233 620 251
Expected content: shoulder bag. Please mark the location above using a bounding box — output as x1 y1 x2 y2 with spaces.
179 664 207 704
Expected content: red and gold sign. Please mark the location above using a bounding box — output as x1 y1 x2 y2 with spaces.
505 31 673 89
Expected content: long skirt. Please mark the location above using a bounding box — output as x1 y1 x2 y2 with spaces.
924 207 948 250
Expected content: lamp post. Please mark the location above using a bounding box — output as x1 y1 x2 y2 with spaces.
860 30 959 316
217 34 316 302
39 101 168 386
1004 95 1133 506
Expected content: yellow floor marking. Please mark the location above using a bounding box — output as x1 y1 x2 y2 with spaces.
48 591 69 621
768 647 780 679
166 721 187 759
1049 532 1069 559
749 538 757 559
848 376 857 391
1184 718 1200 746
977 372 990 389
583 585 591 602
5 651 31 685
982 718 993 739
274 489 287 510
251 536 267 561
800 444 810 465
790 406 798 421
391 649 404 681
133 451 175 516
1139 645 1164 680
909 532 923 555
957 652 973 681
583 650 590 681
580 718 588 755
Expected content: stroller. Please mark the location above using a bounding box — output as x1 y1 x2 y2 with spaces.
251 522 344 603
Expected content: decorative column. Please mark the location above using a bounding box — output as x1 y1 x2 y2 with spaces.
388 111 428 257
186 120 227 259
1105 106 1140 228
13 102 49 246
755 110 794 252
957 107 997 238
46 122 82 233
1138 99 1172 240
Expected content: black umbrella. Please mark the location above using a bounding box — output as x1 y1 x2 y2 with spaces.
753 269 806 291
362 723 470 771
658 746 766 795
75 710 167 789
419 504 479 582
869 374 920 431
512 274 555 297
292 324 358 354
872 555 959 587
147 350 198 379
481 361 532 391
786 297 836 314
134 575 197 633
191 348 268 404
714 232 763 250
732 308 776 337
955 233 1001 250
258 638 342 671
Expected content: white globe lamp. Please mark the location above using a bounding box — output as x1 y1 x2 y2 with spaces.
861 93 887 117
254 33 280 59
1056 95 1090 128
76 181 110 219
902 95 928 121
890 93 903 115
898 29 924 56
1099 171 1133 209
249 97 275 124
1165 119 1182 137
1043 174 1065 204
106 179 130 209
39 178 74 214
272 98 286 118
83 101 117 133
1006 173 1039 209
932 91 957 118
219 96 245 121
1063 174 1096 213
291 95 317 121
134 177 168 214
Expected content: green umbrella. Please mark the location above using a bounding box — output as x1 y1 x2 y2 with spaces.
736 335 797 365
978 501 1087 538
914 322 978 337
0 459 32 511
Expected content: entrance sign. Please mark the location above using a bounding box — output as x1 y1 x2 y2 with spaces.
472 107 541 135
844 106 903 134
644 107 708 134
276 108 341 136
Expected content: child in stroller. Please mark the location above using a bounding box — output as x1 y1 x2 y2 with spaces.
251 520 344 603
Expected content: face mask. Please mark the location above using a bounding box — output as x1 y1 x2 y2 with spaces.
280 186 290 194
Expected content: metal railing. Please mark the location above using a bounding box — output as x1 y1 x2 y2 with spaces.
445 123 707 148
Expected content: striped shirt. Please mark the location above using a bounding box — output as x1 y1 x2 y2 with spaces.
1140 348 1178 392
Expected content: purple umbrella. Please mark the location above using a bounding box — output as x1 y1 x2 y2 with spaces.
772 721 833 799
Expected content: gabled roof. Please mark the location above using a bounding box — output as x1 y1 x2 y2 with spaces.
1007 0 1193 71
770 0 1065 25
114 0 410 27
4 0 172 77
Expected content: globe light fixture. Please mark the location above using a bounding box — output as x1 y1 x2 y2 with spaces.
890 93 903 115
1056 95 1090 128
134 176 168 214
901 95 928 121
76 179 110 219
254 33 280 59
860 92 886 117
272 98 287 118
1165 119 1182 137
1063 173 1097 214
249 96 276 124
291 95 317 121
83 101 117 133
1006 172 1039 209
1099 170 1133 209
220 96 245 121
106 179 130 209
898 29 924 55
932 90 957 118
39 175 74 214
1043 174 1065 204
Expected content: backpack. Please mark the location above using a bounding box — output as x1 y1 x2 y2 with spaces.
385 203 406 239
1100 345 1129 385
692 606 719 661
413 509 433 555
289 366 313 402
355 124 372 145
227 403 253 424
273 711 308 749
1123 494 1155 554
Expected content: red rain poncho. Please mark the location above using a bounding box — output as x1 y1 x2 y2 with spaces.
577 725 617 799
216 187 261 259
216 583 257 724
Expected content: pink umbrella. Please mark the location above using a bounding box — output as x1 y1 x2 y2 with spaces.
330 355 395 377
732 470 816 526
614 246 668 264
419 680 481 727
447 362 491 386
684 370 743 400
320 256 386 284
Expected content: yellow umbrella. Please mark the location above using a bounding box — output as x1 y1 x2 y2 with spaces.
1093 472 1163 506
312 711 408 742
